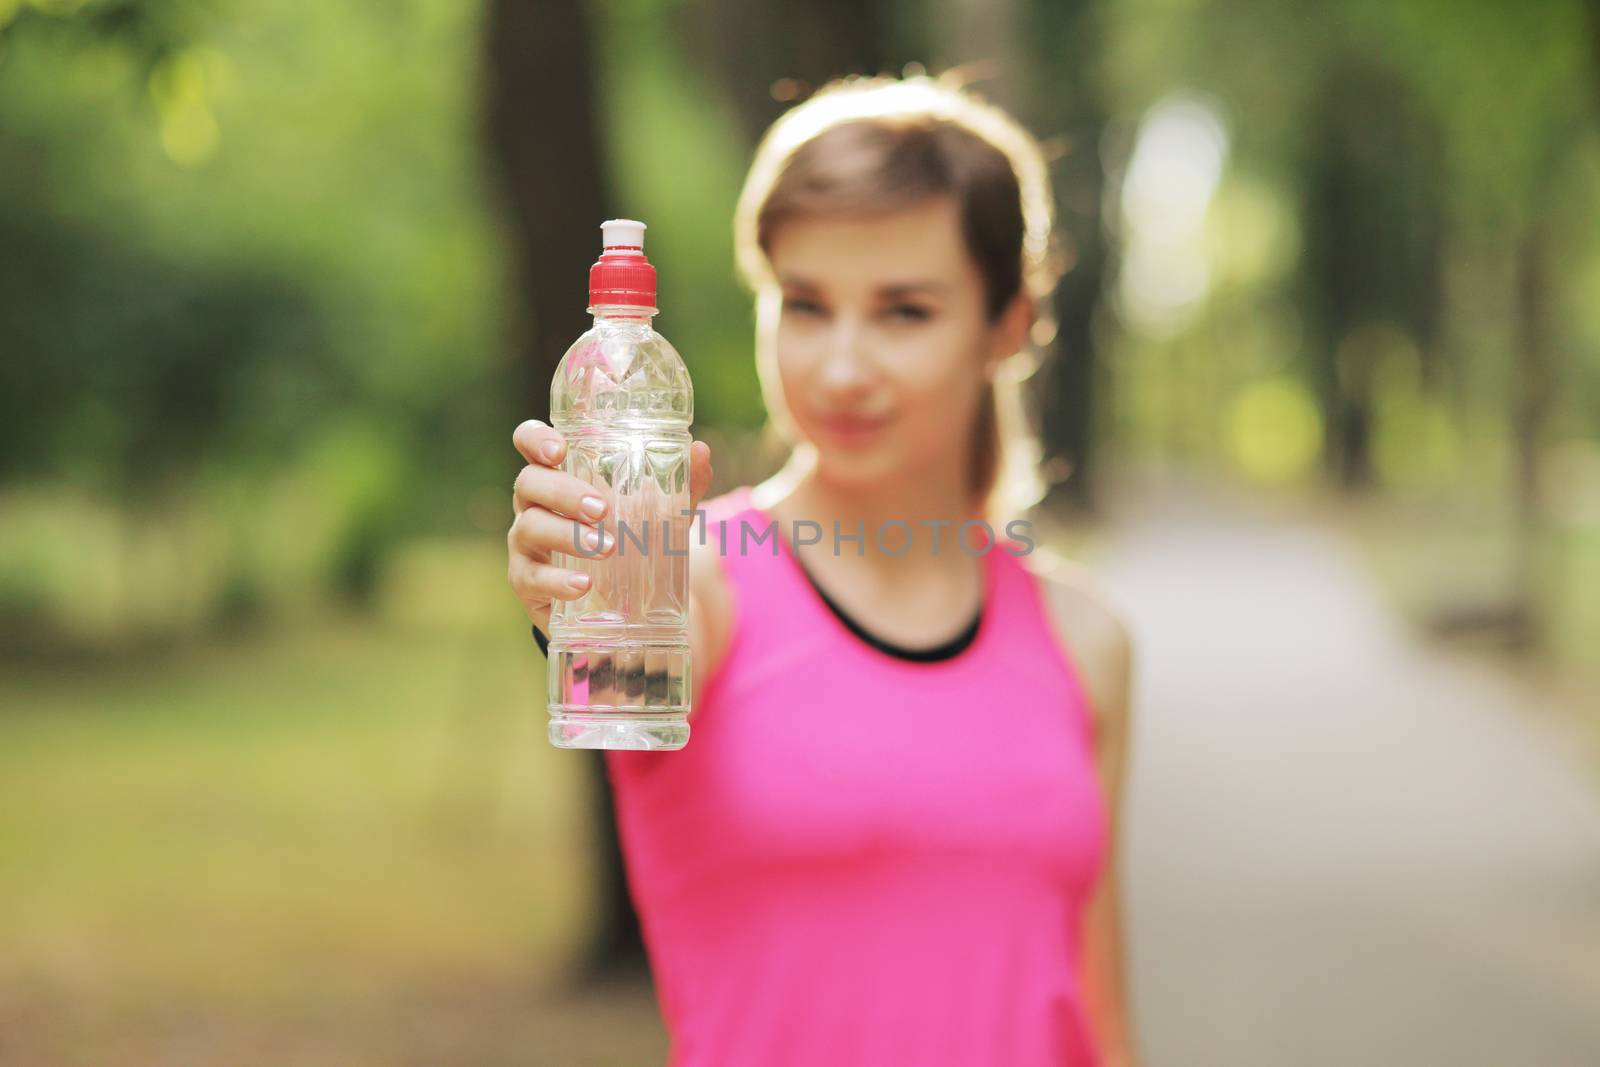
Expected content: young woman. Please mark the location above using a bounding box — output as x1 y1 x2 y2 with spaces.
508 73 1138 1067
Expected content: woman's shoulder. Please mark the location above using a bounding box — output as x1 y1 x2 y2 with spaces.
699 484 756 525
1015 546 1134 736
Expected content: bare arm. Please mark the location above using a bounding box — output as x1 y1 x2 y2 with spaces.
1037 559 1141 1066
1078 612 1137 1066
685 535 735 719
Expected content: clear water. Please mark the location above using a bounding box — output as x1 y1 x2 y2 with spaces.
547 312 694 750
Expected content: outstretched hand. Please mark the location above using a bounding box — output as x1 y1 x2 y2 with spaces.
507 419 713 634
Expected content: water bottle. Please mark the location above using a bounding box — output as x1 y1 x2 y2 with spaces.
547 219 694 750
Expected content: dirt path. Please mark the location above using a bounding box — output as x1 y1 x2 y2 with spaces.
1095 482 1600 1066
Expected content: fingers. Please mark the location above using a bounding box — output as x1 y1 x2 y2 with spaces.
513 420 707 516
513 419 567 469
508 552 593 614
510 422 710 556
509 505 617 563
508 418 612 622
689 438 713 514
512 462 612 523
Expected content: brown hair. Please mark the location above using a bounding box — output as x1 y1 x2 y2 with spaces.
734 71 1064 523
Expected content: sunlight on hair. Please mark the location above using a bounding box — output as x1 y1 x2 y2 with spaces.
735 73 1055 307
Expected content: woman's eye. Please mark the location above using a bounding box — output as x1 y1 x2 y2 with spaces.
886 304 932 323
784 298 824 317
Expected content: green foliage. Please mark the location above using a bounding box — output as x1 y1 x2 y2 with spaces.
594 0 764 429
0 0 502 638
3 0 1599 658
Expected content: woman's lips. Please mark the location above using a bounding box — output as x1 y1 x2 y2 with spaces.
816 412 892 445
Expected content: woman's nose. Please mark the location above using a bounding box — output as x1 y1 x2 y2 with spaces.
819 318 871 391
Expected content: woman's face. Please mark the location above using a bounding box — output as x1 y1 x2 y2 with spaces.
760 195 1024 500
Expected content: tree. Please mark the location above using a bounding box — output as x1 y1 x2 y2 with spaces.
673 0 918 149
1298 55 1444 491
1020 0 1112 513
481 0 642 982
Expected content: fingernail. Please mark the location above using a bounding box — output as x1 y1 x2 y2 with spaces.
568 572 590 591
541 441 561 462
581 495 606 519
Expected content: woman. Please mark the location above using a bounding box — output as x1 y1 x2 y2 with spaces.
508 72 1138 1067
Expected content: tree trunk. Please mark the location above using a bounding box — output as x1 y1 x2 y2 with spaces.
674 0 907 150
483 0 614 419
1020 0 1108 514
482 0 645 982
1300 56 1444 492
1508 214 1552 651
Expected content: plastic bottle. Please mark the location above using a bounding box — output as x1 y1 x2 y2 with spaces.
547 219 695 750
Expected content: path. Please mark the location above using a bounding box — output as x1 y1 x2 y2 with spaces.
1095 480 1600 1066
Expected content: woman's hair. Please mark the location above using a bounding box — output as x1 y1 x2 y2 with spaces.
733 70 1066 524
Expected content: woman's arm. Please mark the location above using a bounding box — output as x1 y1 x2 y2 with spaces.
686 536 735 717
1078 611 1136 1066
1037 559 1141 1066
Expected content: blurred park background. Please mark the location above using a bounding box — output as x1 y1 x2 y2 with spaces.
3 0 1599 1063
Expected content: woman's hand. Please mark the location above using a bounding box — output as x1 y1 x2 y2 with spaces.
508 419 713 635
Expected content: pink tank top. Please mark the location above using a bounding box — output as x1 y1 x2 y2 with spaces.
603 485 1108 1066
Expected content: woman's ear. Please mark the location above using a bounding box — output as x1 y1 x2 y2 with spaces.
986 291 1034 378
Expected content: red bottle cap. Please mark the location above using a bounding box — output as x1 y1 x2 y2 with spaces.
588 219 657 308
